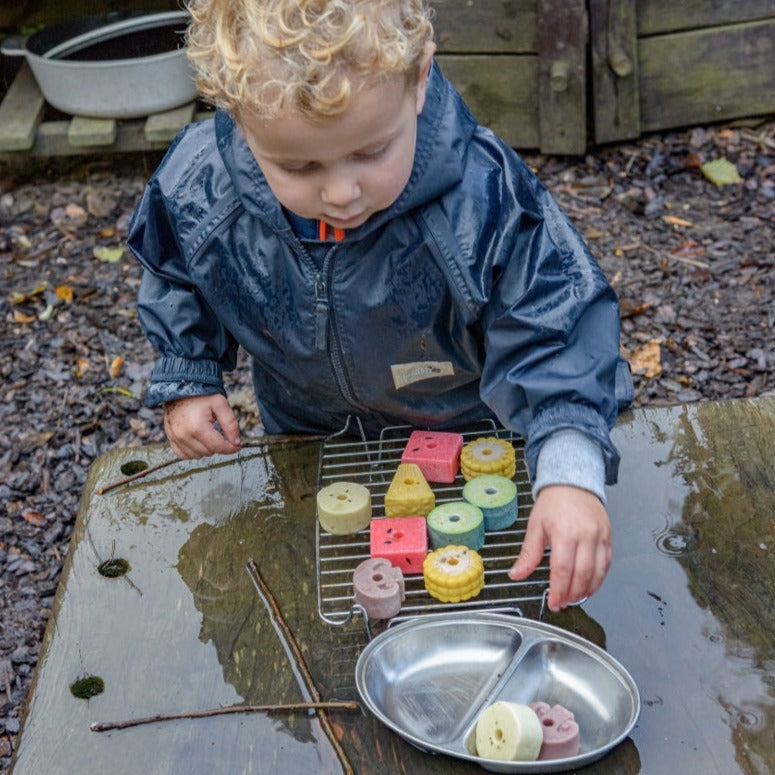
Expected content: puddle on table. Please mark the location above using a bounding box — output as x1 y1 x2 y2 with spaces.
11 400 775 774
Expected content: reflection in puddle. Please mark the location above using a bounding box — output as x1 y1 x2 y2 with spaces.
608 402 775 773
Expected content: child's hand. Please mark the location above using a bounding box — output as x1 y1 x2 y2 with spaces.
163 394 241 459
508 485 611 612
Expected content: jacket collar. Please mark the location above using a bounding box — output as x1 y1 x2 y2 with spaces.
215 62 477 238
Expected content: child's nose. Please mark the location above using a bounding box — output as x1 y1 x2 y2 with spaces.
321 176 360 206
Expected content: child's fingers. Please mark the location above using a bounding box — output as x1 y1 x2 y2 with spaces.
507 519 547 581
546 539 576 611
212 401 242 448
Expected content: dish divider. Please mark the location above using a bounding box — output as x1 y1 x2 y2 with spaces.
315 419 550 639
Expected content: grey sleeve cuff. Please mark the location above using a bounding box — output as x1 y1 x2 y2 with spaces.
532 429 607 504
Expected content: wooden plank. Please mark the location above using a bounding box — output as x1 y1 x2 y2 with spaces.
67 116 118 147
435 54 539 150
4 119 171 158
637 0 775 36
0 62 46 151
144 102 197 144
589 0 640 144
430 0 537 54
537 0 587 155
639 19 775 132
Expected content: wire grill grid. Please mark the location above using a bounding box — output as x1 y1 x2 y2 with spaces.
315 422 550 627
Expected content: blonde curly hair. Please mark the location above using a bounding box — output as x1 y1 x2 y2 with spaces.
186 0 434 118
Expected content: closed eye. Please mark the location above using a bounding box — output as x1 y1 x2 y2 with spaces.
353 141 391 161
279 161 319 175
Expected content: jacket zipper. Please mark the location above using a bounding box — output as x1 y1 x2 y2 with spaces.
305 244 361 410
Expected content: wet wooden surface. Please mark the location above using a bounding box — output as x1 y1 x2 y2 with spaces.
10 398 775 774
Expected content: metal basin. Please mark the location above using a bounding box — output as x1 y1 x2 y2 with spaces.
355 611 640 773
1 11 197 118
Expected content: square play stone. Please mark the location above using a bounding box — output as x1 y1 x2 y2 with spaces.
401 430 464 483
370 516 428 574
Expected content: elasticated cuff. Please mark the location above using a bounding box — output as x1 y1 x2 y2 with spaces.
532 428 606 504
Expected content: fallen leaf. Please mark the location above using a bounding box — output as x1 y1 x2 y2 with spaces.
75 357 91 378
11 283 46 304
13 310 37 324
701 157 743 186
671 241 706 258
22 510 46 527
38 304 55 321
110 355 124 378
663 215 693 227
51 203 88 231
627 339 662 378
55 284 74 302
16 431 55 453
93 245 124 263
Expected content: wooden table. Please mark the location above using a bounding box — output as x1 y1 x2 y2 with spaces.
9 398 775 773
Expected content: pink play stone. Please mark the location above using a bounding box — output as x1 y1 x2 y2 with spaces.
370 516 428 574
529 702 581 760
401 430 464 483
352 558 405 619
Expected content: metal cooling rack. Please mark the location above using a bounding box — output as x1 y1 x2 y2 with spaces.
315 419 550 632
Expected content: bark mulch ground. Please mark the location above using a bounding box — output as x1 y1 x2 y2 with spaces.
1 117 774 770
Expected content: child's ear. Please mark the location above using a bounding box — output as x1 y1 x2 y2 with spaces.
414 42 437 115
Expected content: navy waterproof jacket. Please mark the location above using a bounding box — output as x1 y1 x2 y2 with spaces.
128 63 632 483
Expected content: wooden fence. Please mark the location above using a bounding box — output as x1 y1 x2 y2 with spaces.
1 0 773 157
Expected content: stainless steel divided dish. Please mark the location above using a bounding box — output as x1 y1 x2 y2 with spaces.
355 612 640 773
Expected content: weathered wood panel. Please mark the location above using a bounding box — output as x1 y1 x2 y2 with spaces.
590 0 640 144
430 0 537 53
67 116 117 147
0 62 45 151
537 0 587 154
144 102 196 143
435 54 539 150
638 18 775 132
637 0 775 36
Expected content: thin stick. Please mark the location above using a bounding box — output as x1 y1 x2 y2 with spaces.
97 435 325 494
247 559 354 775
90 700 359 732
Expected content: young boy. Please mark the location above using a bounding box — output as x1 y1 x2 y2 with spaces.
128 0 632 612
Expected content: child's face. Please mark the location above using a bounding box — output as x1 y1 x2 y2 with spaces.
239 55 433 231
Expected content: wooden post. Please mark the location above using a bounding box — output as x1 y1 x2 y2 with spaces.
537 0 588 155
589 0 640 144
0 63 46 151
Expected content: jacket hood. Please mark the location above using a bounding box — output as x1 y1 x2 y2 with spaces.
214 62 478 238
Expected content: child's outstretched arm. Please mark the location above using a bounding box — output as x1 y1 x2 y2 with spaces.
163 394 241 459
508 485 611 612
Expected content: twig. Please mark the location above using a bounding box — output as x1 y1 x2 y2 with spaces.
638 238 709 269
97 435 325 494
90 700 359 732
247 559 354 775
0 658 13 705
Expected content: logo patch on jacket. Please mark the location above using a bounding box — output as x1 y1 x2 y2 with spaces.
391 361 455 390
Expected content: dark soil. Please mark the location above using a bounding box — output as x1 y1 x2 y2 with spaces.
1 118 774 770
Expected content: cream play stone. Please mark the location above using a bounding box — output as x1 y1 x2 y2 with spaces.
316 481 372 534
475 701 543 762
